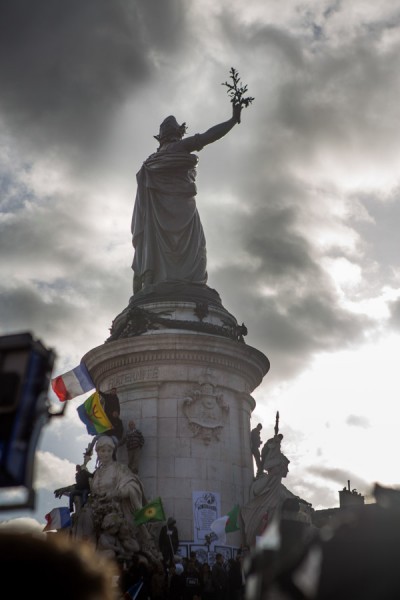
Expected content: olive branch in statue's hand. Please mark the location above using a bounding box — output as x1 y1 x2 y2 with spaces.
222 67 255 123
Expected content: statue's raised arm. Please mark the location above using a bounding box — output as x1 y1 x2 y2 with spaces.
179 102 242 153
131 69 253 295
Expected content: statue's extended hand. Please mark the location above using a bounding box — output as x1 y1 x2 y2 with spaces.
233 103 242 124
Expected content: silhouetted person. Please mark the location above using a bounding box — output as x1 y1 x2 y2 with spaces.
159 517 179 566
125 419 145 474
250 423 263 475
212 552 228 600
69 464 92 512
0 529 117 600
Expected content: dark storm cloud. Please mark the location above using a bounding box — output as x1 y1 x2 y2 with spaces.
0 284 80 337
223 11 400 181
0 180 132 358
196 10 400 387
0 0 187 153
221 15 305 70
217 265 371 384
207 186 372 382
289 471 374 510
289 479 338 510
307 466 369 494
243 205 316 280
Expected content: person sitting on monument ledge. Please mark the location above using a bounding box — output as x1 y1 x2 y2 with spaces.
101 387 124 448
158 516 179 567
100 387 120 418
131 102 243 294
251 423 263 477
69 464 93 512
124 419 145 475
83 388 125 464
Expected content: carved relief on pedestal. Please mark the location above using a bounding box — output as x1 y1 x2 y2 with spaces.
183 375 229 445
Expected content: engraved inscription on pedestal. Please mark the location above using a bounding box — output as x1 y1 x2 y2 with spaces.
108 367 159 389
183 381 229 445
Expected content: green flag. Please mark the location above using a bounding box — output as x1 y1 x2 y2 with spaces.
134 497 166 526
77 391 112 435
225 504 240 533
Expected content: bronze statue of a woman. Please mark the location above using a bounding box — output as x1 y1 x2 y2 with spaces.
131 69 254 294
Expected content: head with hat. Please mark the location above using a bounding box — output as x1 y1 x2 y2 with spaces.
154 116 187 145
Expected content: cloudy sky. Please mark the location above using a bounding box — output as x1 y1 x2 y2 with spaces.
1 0 400 528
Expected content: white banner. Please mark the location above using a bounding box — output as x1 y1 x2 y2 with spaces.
192 490 220 543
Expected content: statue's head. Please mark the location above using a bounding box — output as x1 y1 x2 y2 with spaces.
154 116 187 144
95 435 116 454
266 453 290 478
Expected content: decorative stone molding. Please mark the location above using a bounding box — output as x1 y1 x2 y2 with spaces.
183 379 229 445
84 333 269 394
107 285 247 343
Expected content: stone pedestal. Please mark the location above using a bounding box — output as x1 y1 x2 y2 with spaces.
83 284 269 542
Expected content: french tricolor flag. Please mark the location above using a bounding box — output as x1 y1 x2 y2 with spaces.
43 507 72 532
51 361 94 402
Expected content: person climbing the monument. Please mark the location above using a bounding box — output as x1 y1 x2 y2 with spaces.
131 69 254 294
83 387 124 463
158 516 179 567
100 387 121 421
100 387 124 444
69 464 93 512
125 419 145 474
251 423 263 476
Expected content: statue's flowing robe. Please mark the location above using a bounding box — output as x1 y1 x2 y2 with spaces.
240 473 297 547
131 150 207 285
91 462 146 521
72 462 146 540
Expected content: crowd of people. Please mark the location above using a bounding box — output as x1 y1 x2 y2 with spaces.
119 549 246 600
0 526 247 600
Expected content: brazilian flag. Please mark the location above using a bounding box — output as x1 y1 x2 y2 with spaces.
134 497 166 525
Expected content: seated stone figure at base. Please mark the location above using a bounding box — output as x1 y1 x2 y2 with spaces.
72 436 159 560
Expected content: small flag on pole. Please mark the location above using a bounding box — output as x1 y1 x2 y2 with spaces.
225 504 240 533
134 497 166 526
43 507 71 532
125 579 144 600
51 361 94 402
77 391 113 435
210 504 240 544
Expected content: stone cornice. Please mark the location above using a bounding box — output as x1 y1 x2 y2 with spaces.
83 332 269 392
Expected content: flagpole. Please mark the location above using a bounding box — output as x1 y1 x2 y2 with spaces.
167 527 174 559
